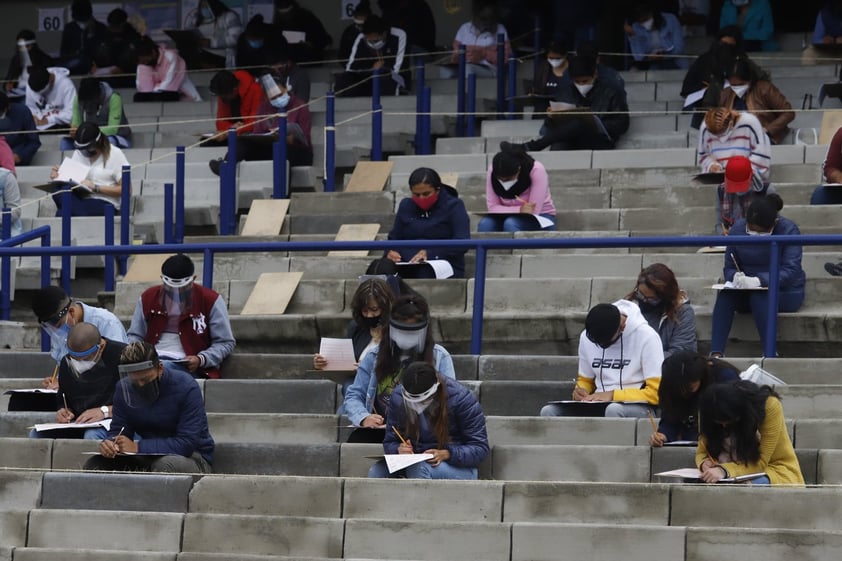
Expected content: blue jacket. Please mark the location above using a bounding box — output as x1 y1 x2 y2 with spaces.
720 0 774 43
0 102 41 165
724 216 805 292
383 376 489 468
108 365 215 464
628 12 687 68
344 343 455 426
387 186 470 278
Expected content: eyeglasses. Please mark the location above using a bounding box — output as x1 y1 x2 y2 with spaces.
634 287 662 306
43 303 71 327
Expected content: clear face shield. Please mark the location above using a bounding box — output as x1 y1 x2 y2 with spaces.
40 302 72 343
66 341 103 379
118 361 162 408
160 275 194 316
389 318 429 355
402 381 439 415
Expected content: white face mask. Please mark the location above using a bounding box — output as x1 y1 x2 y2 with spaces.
498 178 517 191
367 39 386 50
641 18 654 31
406 398 433 414
575 83 593 97
746 227 772 236
548 58 565 68
390 325 428 353
69 357 98 376
730 84 749 98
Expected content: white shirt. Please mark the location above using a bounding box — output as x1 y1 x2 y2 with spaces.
69 144 131 208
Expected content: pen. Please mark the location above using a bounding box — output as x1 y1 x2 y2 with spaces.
112 427 124 442
62 392 68 412
391 425 408 446
731 252 741 273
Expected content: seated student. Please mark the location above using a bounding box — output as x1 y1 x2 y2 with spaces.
59 0 108 75
84 341 214 474
94 8 143 88
336 15 409 97
710 194 805 357
624 263 697 359
811 124 842 205
206 69 264 141
235 14 289 78
63 78 132 150
443 2 512 78
384 167 470 279
625 0 687 70
478 145 556 232
719 58 793 145
4 30 55 100
696 380 804 485
343 295 456 443
185 0 242 69
339 1 371 64
650 350 740 447
0 92 41 165
0 165 22 238
0 137 15 175
31 285 128 384
507 56 630 152
134 37 202 102
30 322 126 440
271 0 333 63
540 301 663 418
378 0 437 58
49 122 132 217
128 254 236 379
369 361 489 479
266 50 311 103
719 0 776 52
575 40 626 94
530 40 572 117
208 75 312 175
25 66 76 132
813 1 842 46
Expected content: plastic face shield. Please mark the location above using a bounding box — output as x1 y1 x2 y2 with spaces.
40 302 71 341
160 275 194 316
389 318 429 354
118 361 160 407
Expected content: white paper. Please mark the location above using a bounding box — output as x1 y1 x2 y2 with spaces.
549 101 577 111
663 440 698 446
318 337 357 371
4 388 58 395
683 87 707 108
534 215 554 229
396 260 454 279
34 419 112 432
56 158 91 184
282 30 306 44
384 453 435 474
655 467 703 479
712 283 767 291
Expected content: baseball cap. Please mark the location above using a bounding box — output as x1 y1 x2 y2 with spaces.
724 156 752 194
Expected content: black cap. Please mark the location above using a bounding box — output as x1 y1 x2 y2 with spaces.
401 362 437 394
28 67 50 93
32 286 69 323
585 303 621 347
162 254 195 278
74 121 102 149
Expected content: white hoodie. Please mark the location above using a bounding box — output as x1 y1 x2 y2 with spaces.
576 299 664 404
25 67 77 130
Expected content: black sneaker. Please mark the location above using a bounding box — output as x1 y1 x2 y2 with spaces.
500 140 528 152
824 262 842 276
209 158 223 177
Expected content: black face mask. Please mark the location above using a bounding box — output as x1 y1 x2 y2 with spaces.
361 315 382 329
133 378 160 403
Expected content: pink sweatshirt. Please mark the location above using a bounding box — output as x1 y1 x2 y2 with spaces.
0 137 16 176
485 160 555 215
136 45 201 101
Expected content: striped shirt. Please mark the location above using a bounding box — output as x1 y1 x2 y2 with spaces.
697 112 771 184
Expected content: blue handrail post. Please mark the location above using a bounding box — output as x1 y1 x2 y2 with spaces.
415 63 425 154
532 15 542 82
40 227 51 352
60 186 71 292
466 73 477 137
371 68 383 161
764 241 781 358
203 248 214 287
507 56 517 119
456 45 466 136
118 165 130 275
176 146 186 243
496 33 505 117
164 183 174 244
220 128 237 235
470 244 488 355
324 90 336 192
0 209 10 320
273 113 288 199
103 204 115 292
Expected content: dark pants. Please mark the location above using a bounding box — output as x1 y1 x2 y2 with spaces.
84 452 211 473
225 137 313 167
52 192 115 217
528 117 613 151
710 288 805 354
810 185 842 205
347 427 385 443
335 72 408 97
133 91 180 102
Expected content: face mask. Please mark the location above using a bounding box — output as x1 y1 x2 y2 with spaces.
247 39 264 49
361 315 382 329
134 378 160 403
406 398 433 414
80 147 98 158
640 18 654 31
730 84 749 98
746 227 772 236
69 357 98 376
575 83 593 97
277 6 294 15
498 178 517 191
200 7 214 20
354 18 366 26
548 58 565 68
76 21 88 30
413 191 439 211
270 93 290 109
636 291 662 307
367 39 385 50
391 325 428 353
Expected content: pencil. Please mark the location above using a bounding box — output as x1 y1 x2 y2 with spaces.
50 364 58 384
731 252 741 273
646 409 658 433
391 425 408 445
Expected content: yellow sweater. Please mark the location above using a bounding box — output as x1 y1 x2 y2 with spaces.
696 396 804 485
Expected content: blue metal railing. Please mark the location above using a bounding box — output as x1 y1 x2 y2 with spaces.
0 234 828 358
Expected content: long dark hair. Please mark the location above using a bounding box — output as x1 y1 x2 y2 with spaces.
374 294 435 383
698 380 779 464
490 146 535 199
658 351 738 423
350 278 395 326
401 361 450 448
624 263 682 322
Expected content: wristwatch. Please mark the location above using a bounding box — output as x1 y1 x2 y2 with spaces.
101 405 109 417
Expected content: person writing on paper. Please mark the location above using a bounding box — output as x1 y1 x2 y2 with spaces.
66 78 132 150
336 15 410 97
540 301 663 418
624 263 697 358
271 0 333 64
128 254 235 379
385 168 470 279
59 0 108 76
49 122 131 217
25 66 76 132
30 322 126 441
207 69 264 142
443 2 512 78
185 0 243 69
134 37 202 102
31 285 128 388
530 40 571 117
4 30 55 100
710 194 804 358
0 165 22 238
344 294 456 443
719 58 793 145
84 341 214 474
625 1 686 70
369 361 489 479
0 91 41 166
478 145 556 232
650 350 739 447
696 380 803 485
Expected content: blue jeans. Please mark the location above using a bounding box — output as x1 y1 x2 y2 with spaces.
477 213 555 232
52 192 115 217
710 289 805 354
540 402 656 418
368 459 478 480
810 185 842 205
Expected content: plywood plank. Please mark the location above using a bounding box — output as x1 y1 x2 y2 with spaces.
327 223 380 257
240 199 290 236
820 110 842 145
345 161 394 192
123 254 175 282
240 272 303 315
439 172 459 188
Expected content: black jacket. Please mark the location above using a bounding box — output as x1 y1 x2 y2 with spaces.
554 78 630 142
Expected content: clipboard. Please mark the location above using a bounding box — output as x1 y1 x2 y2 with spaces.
692 172 725 184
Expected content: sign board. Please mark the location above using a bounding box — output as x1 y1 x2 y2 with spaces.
38 8 65 32
342 0 361 20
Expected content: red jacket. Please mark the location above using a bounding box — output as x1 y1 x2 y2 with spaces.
215 70 264 134
139 284 224 378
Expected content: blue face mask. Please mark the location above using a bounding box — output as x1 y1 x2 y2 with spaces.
248 39 264 49
200 7 214 20
270 93 290 109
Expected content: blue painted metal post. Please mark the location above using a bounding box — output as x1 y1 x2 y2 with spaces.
496 33 506 116
176 146 186 242
422 85 432 154
220 128 237 235
164 183 174 243
60 186 71 291
470 245 487 355
415 63 425 154
764 241 781 358
118 165 131 275
103 204 115 292
466 73 477 137
0 209 10 320
532 15 542 83
273 113 288 199
456 45 466 136
203 249 214 287
371 68 383 161
507 56 517 119
40 227 51 352
324 90 336 192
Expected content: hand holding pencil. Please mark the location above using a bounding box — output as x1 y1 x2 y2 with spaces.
647 409 666 447
392 426 413 454
516 196 536 214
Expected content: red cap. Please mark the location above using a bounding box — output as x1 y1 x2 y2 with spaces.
724 156 752 193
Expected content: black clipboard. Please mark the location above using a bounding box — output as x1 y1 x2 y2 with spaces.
692 172 725 185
